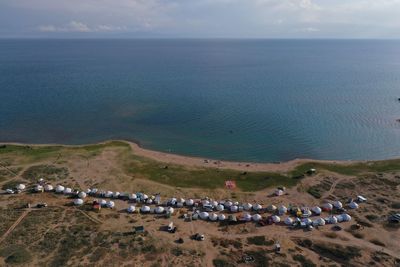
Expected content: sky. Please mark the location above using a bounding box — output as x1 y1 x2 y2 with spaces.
0 0 400 38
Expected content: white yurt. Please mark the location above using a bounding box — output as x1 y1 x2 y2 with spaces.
230 205 238 213
224 201 233 208
272 215 281 223
34 185 44 192
142 194 149 200
275 189 284 196
44 184 54 191
253 204 262 211
313 218 326 226
55 185 65 193
127 205 136 213
341 214 352 222
311 206 322 215
326 216 338 224
302 209 312 217
146 198 153 204
185 199 194 206
63 187 72 194
113 192 120 198
302 218 312 225
202 199 210 206
348 202 359 209
166 207 174 214
218 214 226 221
209 213 218 221
216 204 225 211
333 201 343 209
199 212 209 220
266 204 277 212
322 203 333 211
16 184 26 191
100 199 107 206
78 191 87 199
242 213 252 222
105 191 113 198
243 203 253 211
211 200 218 207
73 198 84 206
278 205 287 215
106 201 115 209
128 193 137 200
85 188 92 194
233 201 239 206
284 217 294 225
176 202 184 208
252 214 262 222
140 205 151 213
155 206 165 214
91 188 98 195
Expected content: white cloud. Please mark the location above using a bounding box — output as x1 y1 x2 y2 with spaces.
38 21 127 33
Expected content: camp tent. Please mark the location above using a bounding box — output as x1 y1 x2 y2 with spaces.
78 191 87 199
140 205 151 213
74 198 84 206
272 215 281 223
100 199 107 206
105 191 113 198
224 201 233 208
216 204 225 211
284 217 294 225
348 202 359 209
199 212 209 220
311 206 322 215
218 214 226 221
267 204 277 212
209 213 218 221
253 204 262 211
252 214 262 222
185 199 194 206
127 206 136 213
16 184 26 190
243 203 253 211
155 206 165 214
278 205 287 215
44 184 54 191
312 218 326 226
322 203 333 211
107 201 115 209
34 185 44 192
230 205 238 213
113 192 120 198
63 188 72 194
55 185 65 193
333 201 343 209
129 193 137 200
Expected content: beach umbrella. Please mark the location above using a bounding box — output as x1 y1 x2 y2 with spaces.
272 215 281 223
106 201 115 209
209 213 218 221
127 205 136 213
73 199 84 206
218 214 226 221
199 212 209 220
78 191 87 199
252 214 262 222
230 205 238 213
243 203 253 211
348 202 359 209
55 185 65 193
16 184 26 190
140 205 150 213
311 206 322 215
333 201 343 209
44 184 54 191
185 199 194 206
284 217 294 225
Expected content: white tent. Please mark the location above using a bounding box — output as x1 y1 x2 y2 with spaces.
113 192 120 198
275 189 284 196
266 204 277 212
34 185 44 192
78 191 87 199
230 205 238 213
105 191 113 198
209 213 218 221
199 212 209 220
224 201 233 208
63 187 72 194
211 201 218 207
100 199 107 206
141 205 151 213
252 214 262 222
185 199 194 206
202 199 210 206
302 209 312 217
333 201 343 209
91 188 98 195
218 214 226 221
311 206 322 215
233 201 239 206
243 203 253 211
127 205 136 213
107 201 115 209
340 214 352 222
128 193 137 200
44 184 54 191
16 184 26 190
312 218 326 226
146 198 153 204
216 204 225 211
322 203 333 211
284 217 294 225
242 213 252 222
253 204 262 211
166 207 174 214
55 185 65 193
278 205 287 215
85 188 92 194
155 206 165 214
272 215 281 223
142 194 149 200
302 218 312 225
177 198 185 204
326 216 338 224
73 198 84 206
348 202 359 209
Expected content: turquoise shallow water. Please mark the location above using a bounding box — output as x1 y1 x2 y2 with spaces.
0 39 399 162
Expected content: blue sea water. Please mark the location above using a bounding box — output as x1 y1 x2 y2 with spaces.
0 39 399 162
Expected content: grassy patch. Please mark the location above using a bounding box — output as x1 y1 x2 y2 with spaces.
247 236 274 246
0 245 32 265
213 258 235 267
22 164 69 182
293 254 316 267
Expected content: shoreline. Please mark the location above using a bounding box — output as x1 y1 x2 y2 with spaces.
0 139 370 173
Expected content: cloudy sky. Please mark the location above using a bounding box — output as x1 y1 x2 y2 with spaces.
1 0 400 38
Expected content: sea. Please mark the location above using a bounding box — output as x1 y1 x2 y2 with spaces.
0 39 399 162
